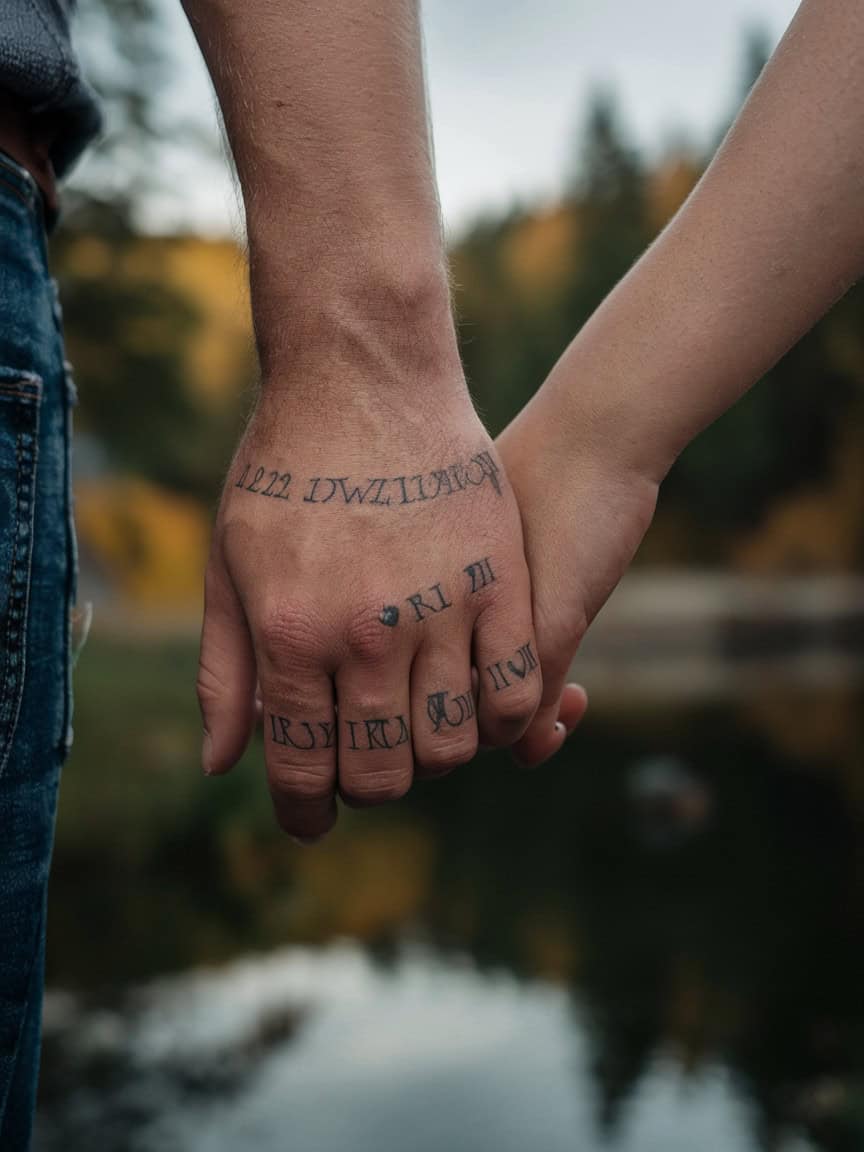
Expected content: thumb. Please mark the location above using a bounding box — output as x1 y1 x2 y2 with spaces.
197 555 257 776
511 648 588 767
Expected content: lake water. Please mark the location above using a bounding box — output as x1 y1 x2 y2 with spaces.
33 637 864 1152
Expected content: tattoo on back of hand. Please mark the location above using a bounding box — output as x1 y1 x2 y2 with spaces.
236 465 292 499
464 556 496 594
379 556 498 630
407 583 453 622
234 449 502 510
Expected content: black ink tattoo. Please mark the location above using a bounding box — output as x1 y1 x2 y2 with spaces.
235 449 502 510
345 715 410 751
485 641 539 692
382 557 496 630
269 714 336 750
427 690 476 733
464 556 496 594
236 464 291 500
407 583 453 623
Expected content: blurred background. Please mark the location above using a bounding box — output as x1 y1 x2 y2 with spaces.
35 1 864 1149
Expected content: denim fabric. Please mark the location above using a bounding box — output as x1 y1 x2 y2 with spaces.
0 0 101 176
0 150 76 1150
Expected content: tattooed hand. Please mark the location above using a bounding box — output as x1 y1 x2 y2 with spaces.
197 354 542 841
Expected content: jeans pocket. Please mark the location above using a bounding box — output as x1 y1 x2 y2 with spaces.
0 369 41 780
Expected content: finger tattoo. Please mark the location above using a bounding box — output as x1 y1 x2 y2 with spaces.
269 714 336 750
427 689 476 733
345 715 410 752
485 641 539 692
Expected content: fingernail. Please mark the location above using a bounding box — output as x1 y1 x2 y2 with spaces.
202 730 214 776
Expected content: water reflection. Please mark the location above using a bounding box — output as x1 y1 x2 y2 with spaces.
37 945 770 1152
36 639 864 1151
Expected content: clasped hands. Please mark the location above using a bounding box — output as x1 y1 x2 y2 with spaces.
197 327 659 843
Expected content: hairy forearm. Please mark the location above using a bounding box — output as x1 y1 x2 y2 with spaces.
180 0 455 378
546 0 864 481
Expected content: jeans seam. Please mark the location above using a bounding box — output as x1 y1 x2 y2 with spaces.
0 174 33 211
59 364 77 758
0 393 41 781
0 889 47 1139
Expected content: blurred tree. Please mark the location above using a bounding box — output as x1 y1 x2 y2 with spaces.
51 0 248 499
663 27 863 556
67 0 221 229
564 93 651 335
453 32 864 570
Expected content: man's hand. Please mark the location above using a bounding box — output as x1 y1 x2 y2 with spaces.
198 342 541 841
180 0 543 838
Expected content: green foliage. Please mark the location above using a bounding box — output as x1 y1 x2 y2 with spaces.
564 94 652 332
53 231 242 498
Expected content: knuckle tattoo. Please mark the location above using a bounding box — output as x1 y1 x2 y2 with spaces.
267 712 411 754
269 713 336 750
463 556 496 594
375 555 500 631
345 715 410 752
407 583 452 622
485 641 539 693
426 689 476 733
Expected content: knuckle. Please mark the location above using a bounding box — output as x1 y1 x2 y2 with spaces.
341 767 411 806
418 735 477 775
257 602 324 669
268 762 333 803
489 685 540 730
344 610 396 665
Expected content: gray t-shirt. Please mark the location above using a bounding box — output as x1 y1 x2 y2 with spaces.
0 0 101 176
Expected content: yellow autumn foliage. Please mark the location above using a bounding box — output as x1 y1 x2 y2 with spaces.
75 478 209 608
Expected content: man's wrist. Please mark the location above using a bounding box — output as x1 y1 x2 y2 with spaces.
249 232 461 392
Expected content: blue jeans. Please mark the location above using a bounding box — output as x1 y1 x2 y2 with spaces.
0 151 76 1149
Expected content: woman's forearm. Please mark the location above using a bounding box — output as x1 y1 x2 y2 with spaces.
543 0 864 481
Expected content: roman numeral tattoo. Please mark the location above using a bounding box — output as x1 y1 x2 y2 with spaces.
268 713 411 752
379 556 499 629
235 449 502 510
236 465 292 500
269 714 336 750
407 583 453 622
346 715 410 752
485 641 539 692
427 690 476 733
464 556 496 594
